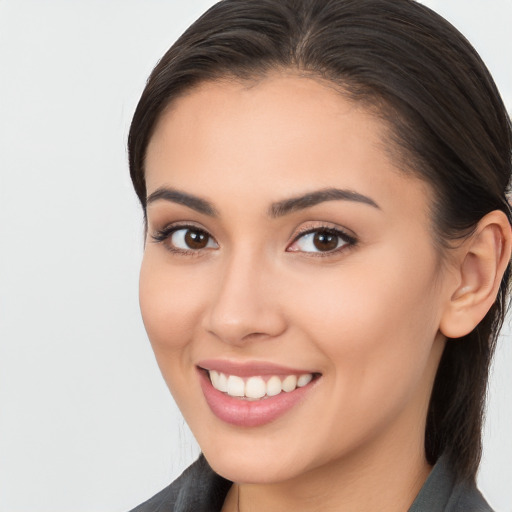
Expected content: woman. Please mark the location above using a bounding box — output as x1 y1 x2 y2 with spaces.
127 0 511 510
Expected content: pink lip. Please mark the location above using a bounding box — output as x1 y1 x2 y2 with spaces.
197 358 315 377
197 363 319 428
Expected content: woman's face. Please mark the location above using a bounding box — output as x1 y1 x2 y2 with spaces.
140 75 452 484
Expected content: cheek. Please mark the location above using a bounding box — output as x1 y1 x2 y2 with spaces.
138 254 213 427
139 254 205 365
287 248 443 410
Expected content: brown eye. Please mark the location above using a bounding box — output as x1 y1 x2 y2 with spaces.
158 227 218 251
287 227 356 254
184 229 210 249
313 231 339 251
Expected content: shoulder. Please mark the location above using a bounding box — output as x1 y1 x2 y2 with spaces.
128 455 232 512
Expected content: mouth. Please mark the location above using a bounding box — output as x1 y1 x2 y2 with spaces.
197 360 321 427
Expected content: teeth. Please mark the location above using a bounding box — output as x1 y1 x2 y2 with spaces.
227 375 245 397
282 375 297 392
210 370 220 388
217 372 228 392
297 374 313 387
245 376 267 399
267 376 282 397
208 371 314 399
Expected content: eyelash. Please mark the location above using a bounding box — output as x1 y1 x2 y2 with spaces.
150 223 357 256
288 226 357 257
151 223 216 255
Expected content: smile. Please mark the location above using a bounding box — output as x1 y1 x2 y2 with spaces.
208 370 313 400
197 361 320 427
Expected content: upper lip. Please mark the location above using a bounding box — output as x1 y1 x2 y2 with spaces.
197 359 318 377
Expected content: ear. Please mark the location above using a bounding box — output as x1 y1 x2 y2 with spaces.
440 210 512 339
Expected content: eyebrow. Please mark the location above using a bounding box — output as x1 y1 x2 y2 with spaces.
146 187 218 216
269 188 380 217
145 186 380 218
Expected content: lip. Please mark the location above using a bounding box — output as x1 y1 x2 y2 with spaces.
197 358 316 377
197 361 320 428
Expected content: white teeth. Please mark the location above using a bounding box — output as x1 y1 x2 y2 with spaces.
245 377 266 399
297 374 313 387
282 375 297 392
210 370 220 388
217 372 228 392
227 375 245 397
208 371 314 399
266 376 282 397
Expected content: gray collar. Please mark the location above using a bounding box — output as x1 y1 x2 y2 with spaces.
408 455 493 512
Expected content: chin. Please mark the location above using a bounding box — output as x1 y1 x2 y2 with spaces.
203 447 303 485
195 421 331 485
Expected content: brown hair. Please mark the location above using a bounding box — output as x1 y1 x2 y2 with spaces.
128 0 512 481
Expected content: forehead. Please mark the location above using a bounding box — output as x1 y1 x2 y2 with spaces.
145 75 431 221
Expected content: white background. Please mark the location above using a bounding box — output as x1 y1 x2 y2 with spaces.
0 1 510 511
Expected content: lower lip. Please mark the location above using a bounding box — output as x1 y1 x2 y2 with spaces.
198 369 317 428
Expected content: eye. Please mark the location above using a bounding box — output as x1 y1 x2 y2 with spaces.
152 225 218 252
287 227 356 254
171 227 217 250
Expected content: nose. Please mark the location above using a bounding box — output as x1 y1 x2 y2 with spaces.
202 250 287 346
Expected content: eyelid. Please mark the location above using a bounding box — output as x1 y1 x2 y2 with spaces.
150 220 211 240
290 222 357 243
287 223 358 255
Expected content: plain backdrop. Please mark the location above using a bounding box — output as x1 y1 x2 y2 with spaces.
0 1 511 511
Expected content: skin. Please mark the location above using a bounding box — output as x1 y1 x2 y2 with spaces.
139 75 506 512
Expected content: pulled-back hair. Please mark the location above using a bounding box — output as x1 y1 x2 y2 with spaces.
128 0 512 481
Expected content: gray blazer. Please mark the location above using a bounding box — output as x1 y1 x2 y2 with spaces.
130 454 493 512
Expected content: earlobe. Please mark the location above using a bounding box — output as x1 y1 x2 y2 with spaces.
440 210 512 339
